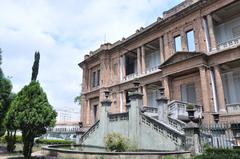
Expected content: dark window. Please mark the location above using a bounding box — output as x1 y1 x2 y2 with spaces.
91 69 100 87
181 83 196 104
92 71 96 87
97 70 100 86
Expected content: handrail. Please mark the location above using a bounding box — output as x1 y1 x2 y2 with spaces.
141 113 184 146
142 106 158 114
108 112 129 122
79 120 100 143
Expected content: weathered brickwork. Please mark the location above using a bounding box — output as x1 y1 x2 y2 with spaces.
79 0 240 128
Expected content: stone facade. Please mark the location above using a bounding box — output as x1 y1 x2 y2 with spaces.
79 0 240 128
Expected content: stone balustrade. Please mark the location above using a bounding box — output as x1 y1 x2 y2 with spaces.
168 100 202 120
217 36 240 51
226 103 240 114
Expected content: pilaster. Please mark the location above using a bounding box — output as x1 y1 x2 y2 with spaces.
214 65 227 113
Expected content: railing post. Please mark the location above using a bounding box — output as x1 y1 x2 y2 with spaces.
184 109 201 155
156 87 169 122
101 90 112 138
128 79 143 148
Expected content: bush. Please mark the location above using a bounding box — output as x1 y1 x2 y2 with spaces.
104 132 129 152
194 148 240 159
0 135 22 143
35 138 74 145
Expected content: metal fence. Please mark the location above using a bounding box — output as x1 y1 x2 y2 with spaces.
199 122 240 149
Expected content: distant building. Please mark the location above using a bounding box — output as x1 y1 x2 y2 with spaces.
56 109 80 123
43 109 81 142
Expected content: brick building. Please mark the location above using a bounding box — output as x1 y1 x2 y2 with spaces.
79 0 240 129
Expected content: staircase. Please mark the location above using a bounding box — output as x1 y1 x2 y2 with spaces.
79 120 100 144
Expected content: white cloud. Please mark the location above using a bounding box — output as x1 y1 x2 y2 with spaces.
0 0 182 112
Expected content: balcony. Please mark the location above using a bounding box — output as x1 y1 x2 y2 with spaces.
226 104 240 114
217 36 240 51
213 1 240 51
124 72 139 81
168 100 203 121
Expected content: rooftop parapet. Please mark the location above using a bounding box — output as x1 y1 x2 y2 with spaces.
163 0 200 19
89 43 112 56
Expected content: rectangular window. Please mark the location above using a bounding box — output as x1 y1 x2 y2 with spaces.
186 30 196 52
222 70 240 104
97 70 100 86
174 35 182 52
92 71 96 87
91 70 100 87
113 63 118 75
181 83 196 104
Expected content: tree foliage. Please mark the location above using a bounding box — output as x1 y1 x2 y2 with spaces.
0 49 13 137
9 81 57 158
31 51 40 81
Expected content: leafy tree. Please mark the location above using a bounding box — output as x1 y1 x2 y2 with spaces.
9 52 57 158
0 49 13 136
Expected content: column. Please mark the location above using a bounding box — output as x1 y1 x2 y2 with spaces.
86 99 91 126
202 17 210 52
120 92 123 113
181 30 188 51
199 66 211 113
159 36 165 64
163 77 170 100
80 95 86 124
142 85 147 107
141 46 146 74
207 14 217 51
163 33 170 59
137 47 141 75
214 65 227 113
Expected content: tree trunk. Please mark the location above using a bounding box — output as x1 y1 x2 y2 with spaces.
23 130 34 159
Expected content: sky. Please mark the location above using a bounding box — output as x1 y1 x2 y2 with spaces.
0 0 183 113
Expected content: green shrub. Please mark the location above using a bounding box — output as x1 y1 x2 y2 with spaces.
104 132 129 152
0 135 22 143
162 156 176 159
35 139 74 145
194 148 240 159
186 104 194 110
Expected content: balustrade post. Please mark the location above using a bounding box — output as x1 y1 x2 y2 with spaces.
100 90 112 138
156 87 169 122
128 79 143 148
184 109 201 155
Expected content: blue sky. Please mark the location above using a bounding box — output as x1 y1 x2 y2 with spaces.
0 0 183 112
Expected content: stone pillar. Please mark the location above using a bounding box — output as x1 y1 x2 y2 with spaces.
80 95 86 124
128 88 143 148
142 85 147 107
159 36 165 64
181 30 188 51
137 47 141 75
163 76 170 100
141 46 146 74
199 66 211 113
86 99 91 126
207 14 217 51
214 65 227 113
156 87 169 122
101 96 112 139
184 121 201 155
163 33 170 59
